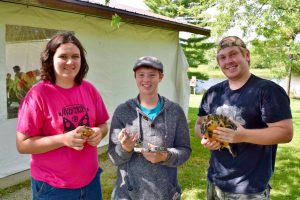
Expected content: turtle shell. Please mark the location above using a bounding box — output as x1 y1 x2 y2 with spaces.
201 114 237 156
80 126 94 138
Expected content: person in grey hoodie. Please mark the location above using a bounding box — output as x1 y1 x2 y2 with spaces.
108 56 191 200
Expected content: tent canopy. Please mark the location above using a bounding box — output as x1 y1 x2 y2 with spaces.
4 0 210 36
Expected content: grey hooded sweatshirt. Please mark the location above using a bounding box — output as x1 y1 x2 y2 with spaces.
108 95 191 200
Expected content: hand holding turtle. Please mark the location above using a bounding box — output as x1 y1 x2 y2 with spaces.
214 123 244 144
142 143 169 164
85 126 104 147
63 126 87 151
118 128 138 152
201 137 221 150
201 114 238 156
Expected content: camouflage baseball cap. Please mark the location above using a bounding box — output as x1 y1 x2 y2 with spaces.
217 36 247 52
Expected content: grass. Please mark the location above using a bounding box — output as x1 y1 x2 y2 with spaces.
1 95 300 199
0 180 30 197
179 105 209 199
99 153 117 200
269 97 300 199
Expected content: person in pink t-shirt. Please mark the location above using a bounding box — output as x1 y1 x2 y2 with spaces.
16 32 109 200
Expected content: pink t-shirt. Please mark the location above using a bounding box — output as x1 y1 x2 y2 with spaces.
17 80 109 188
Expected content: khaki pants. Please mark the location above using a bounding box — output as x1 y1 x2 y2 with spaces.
206 180 270 200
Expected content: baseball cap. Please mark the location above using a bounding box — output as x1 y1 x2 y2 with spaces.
217 36 247 52
133 56 163 72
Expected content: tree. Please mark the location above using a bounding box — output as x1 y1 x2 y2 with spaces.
181 35 215 68
145 0 300 94
213 0 300 94
144 0 216 77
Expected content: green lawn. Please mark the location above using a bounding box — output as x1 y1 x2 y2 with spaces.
1 95 299 200
270 97 300 199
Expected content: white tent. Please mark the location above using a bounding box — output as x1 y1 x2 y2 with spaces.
0 0 210 188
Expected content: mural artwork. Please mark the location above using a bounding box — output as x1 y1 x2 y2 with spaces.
6 66 40 118
5 25 68 119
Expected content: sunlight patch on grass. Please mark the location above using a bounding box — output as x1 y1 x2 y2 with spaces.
189 94 203 108
181 187 206 200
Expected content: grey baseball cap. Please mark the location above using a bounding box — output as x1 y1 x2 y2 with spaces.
133 56 163 72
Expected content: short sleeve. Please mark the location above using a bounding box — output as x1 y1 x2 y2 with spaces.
17 89 44 136
261 84 292 123
87 82 109 125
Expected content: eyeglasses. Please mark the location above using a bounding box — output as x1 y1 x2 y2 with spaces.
217 36 247 52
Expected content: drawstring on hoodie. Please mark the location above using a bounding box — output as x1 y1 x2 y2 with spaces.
135 107 143 145
125 107 142 192
163 108 168 147
125 98 168 192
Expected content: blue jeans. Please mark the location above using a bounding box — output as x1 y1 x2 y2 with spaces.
31 168 103 200
207 180 270 200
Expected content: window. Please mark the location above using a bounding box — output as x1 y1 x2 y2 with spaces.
5 25 70 119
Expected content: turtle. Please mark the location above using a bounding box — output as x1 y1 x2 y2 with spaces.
79 126 94 138
200 114 237 156
141 147 168 153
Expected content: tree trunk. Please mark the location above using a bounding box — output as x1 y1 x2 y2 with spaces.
286 65 292 96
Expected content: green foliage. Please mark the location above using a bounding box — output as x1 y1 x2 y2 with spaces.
144 0 216 69
187 71 209 80
111 14 122 29
213 0 300 78
144 0 300 79
180 35 215 68
144 0 216 26
144 0 216 80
